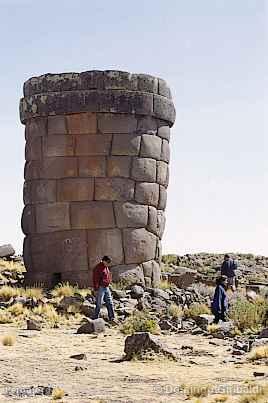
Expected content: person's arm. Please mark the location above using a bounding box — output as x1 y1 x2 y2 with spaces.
102 267 111 287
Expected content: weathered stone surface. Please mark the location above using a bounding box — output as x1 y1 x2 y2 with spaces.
135 183 159 207
152 261 161 286
67 112 97 134
140 135 162 160
107 156 131 178
87 229 123 267
169 267 198 288
42 157 77 179
161 139 170 163
78 156 106 177
124 332 177 360
25 117 47 140
131 158 156 182
21 70 175 287
137 116 158 134
47 115 67 135
157 125 170 141
0 244 15 258
95 178 134 201
71 201 115 229
21 205 35 234
98 113 137 133
57 178 94 202
259 328 268 338
156 161 169 187
25 137 42 161
112 133 141 156
75 134 111 156
77 318 106 334
147 207 166 238
123 228 157 264
158 185 167 210
36 203 70 233
195 314 214 330
114 202 148 228
43 135 74 157
111 264 145 284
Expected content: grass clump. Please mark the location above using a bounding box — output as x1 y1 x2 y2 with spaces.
162 254 177 265
207 323 220 333
158 280 170 290
0 286 20 301
167 303 183 319
184 303 210 319
213 396 228 402
2 334 16 346
248 346 268 361
7 303 26 317
183 384 210 398
0 310 13 324
51 282 77 298
120 310 159 335
52 387 65 400
229 297 267 332
23 287 44 300
33 304 60 327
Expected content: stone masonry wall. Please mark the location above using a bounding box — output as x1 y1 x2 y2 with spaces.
20 70 176 287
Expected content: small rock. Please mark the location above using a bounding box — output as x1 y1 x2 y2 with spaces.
253 372 265 377
70 353 87 360
27 319 41 331
232 349 246 356
233 340 249 352
152 289 170 301
246 290 258 302
130 285 144 299
0 244 15 258
195 314 214 330
75 365 87 371
77 318 106 334
259 328 268 338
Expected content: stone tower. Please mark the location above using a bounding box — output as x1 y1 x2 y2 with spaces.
20 70 176 287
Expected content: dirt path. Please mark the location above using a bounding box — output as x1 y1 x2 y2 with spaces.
0 324 266 402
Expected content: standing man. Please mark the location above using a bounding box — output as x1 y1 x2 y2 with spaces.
93 256 116 323
211 275 229 324
220 254 237 291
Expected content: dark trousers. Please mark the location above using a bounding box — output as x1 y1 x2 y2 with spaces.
213 312 226 324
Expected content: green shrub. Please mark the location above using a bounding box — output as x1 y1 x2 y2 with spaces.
229 297 267 332
120 311 159 335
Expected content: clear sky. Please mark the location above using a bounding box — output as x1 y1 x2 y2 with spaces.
0 0 267 256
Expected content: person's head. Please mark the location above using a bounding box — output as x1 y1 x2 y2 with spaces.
224 254 230 261
216 275 228 288
102 256 111 267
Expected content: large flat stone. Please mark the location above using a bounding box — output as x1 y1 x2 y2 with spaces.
112 133 141 156
123 228 157 264
147 207 166 238
161 139 170 163
87 228 123 267
42 157 78 179
70 201 115 229
158 185 167 210
95 178 135 201
36 203 70 233
140 135 162 160
30 180 57 203
114 202 148 228
98 113 137 133
78 156 106 177
137 116 158 134
135 183 159 207
75 134 112 156
111 264 145 284
131 158 156 182
57 178 94 202
157 124 170 141
66 112 97 134
107 156 131 178
156 161 169 187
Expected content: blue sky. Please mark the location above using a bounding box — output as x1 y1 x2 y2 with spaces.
0 0 267 255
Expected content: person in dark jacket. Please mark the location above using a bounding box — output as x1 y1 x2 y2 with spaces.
93 256 116 322
221 254 237 291
211 275 228 324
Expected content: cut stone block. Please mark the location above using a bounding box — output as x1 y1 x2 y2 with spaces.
98 113 137 133
78 156 106 177
135 182 159 207
42 157 78 179
31 180 57 203
25 137 42 161
48 115 67 135
21 205 35 234
137 116 158 134
114 202 148 228
71 201 115 229
140 134 162 160
107 156 131 178
158 185 167 210
75 134 112 156
156 161 169 187
111 264 145 284
95 178 134 201
131 158 156 182
87 228 123 267
123 228 157 264
66 112 97 134
36 203 70 233
25 117 47 140
157 125 170 141
161 139 170 163
57 178 94 202
43 135 74 157
111 133 141 156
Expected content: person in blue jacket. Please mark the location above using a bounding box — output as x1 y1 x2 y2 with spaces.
211 275 228 324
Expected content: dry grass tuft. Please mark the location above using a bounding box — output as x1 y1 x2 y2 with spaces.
120 310 159 335
2 334 16 346
213 396 228 402
229 297 267 332
158 280 170 290
0 310 13 324
33 304 60 327
7 303 26 317
23 287 44 299
184 303 210 319
183 383 210 398
0 286 20 301
207 324 220 333
51 282 77 298
167 303 183 319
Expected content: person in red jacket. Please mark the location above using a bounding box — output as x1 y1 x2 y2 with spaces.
93 256 115 322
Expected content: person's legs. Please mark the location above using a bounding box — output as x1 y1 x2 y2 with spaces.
213 312 220 324
103 287 115 321
228 276 236 292
94 287 105 319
